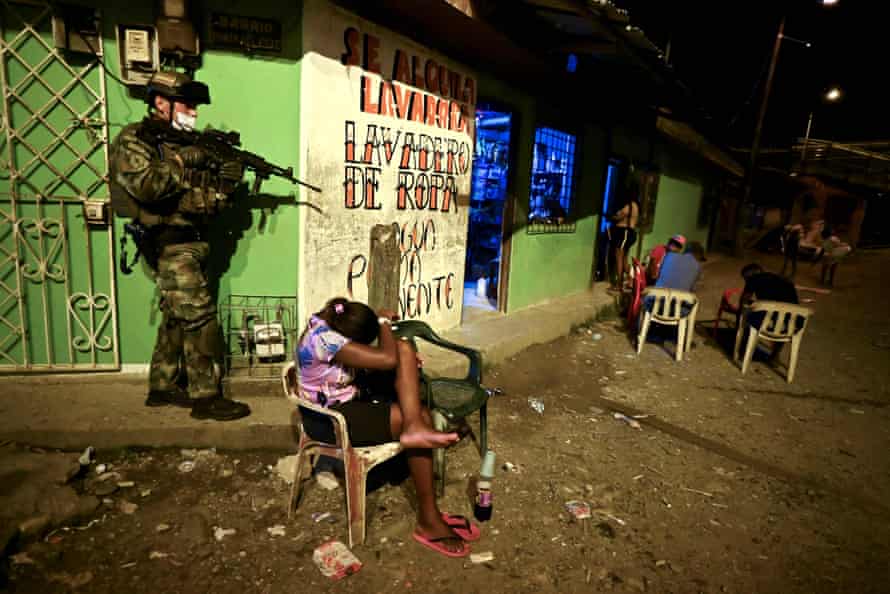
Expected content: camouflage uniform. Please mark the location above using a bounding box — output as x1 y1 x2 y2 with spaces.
110 120 227 400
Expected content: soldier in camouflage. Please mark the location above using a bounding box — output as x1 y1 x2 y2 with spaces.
109 71 250 421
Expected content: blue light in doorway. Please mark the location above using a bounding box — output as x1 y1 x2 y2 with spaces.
601 162 619 233
566 53 578 73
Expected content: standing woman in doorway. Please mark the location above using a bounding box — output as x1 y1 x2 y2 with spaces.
607 180 640 292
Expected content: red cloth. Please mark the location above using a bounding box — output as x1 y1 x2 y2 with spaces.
627 259 647 324
646 244 667 282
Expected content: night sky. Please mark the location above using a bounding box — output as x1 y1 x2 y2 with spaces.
618 1 883 148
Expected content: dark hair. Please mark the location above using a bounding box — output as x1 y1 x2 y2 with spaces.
686 241 706 262
318 297 379 344
741 263 763 278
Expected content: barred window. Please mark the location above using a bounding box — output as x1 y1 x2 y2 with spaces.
528 127 577 232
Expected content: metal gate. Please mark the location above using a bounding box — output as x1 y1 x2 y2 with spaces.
0 0 118 370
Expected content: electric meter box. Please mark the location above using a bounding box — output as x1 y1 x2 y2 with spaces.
115 25 160 85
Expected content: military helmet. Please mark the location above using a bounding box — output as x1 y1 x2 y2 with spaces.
145 71 211 106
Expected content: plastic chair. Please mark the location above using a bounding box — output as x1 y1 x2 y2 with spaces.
626 258 647 325
636 287 699 361
391 320 489 497
281 362 403 547
733 301 813 383
713 287 742 337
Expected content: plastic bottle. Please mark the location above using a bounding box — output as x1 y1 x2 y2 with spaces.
473 450 496 522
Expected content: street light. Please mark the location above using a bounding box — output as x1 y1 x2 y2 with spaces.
732 1 839 254
801 86 844 167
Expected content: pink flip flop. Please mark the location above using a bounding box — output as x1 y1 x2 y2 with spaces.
441 513 481 542
412 530 470 558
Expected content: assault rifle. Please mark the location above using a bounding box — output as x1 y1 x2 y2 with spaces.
136 118 321 194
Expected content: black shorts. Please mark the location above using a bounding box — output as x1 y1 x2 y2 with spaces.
301 371 398 447
609 226 637 250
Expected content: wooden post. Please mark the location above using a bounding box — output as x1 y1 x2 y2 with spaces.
734 15 785 255
368 223 401 313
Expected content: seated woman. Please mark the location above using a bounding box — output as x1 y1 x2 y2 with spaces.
295 297 476 558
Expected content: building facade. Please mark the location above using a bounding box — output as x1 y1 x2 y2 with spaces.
0 0 737 372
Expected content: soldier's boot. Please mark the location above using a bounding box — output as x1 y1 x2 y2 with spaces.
190 396 251 421
145 388 193 408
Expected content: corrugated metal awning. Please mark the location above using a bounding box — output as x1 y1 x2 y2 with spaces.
656 116 744 177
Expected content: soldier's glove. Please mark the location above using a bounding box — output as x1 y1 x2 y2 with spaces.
178 146 207 169
219 160 244 183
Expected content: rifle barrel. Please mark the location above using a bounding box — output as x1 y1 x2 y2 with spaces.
140 119 322 193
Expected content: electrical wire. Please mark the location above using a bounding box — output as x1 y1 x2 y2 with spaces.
74 29 135 90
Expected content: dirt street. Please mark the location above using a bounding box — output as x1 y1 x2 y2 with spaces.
5 250 890 593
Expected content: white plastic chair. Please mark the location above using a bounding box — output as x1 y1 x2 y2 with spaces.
281 361 403 547
636 287 699 361
733 301 813 383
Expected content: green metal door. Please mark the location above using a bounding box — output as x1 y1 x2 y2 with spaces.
0 0 118 371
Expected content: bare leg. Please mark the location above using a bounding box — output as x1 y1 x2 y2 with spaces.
389 402 464 553
615 247 627 288
392 340 458 450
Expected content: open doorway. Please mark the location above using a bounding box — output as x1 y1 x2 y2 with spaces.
594 157 627 283
464 107 513 313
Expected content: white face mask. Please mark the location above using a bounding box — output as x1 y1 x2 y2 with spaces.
172 111 197 132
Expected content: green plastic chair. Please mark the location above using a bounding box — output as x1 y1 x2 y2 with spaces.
391 320 489 496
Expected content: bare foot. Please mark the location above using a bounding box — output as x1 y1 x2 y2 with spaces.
399 423 459 449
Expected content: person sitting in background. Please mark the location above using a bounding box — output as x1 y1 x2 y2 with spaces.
646 234 686 285
638 242 707 342
738 263 800 359
740 263 799 307
820 225 851 287
655 240 706 292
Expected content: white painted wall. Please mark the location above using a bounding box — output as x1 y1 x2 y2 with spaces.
299 0 476 330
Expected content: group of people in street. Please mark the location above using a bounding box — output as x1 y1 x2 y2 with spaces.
604 188 707 296
782 219 852 287
602 179 808 359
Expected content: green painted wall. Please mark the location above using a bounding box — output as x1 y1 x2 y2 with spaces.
506 122 604 312
0 1 303 367
475 75 605 313
637 174 707 257
97 1 304 364
607 130 716 262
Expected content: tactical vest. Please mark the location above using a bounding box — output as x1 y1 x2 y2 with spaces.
109 181 170 226
110 137 218 224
